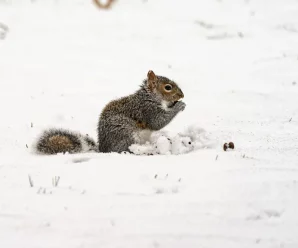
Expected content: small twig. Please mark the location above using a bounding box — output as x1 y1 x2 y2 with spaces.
289 117 292 122
55 176 60 187
52 176 60 187
28 175 34 187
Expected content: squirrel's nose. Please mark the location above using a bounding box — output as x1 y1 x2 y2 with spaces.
179 90 184 99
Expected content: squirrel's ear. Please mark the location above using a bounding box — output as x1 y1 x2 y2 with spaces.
147 70 157 90
147 70 157 81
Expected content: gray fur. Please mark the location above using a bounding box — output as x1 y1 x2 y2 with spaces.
97 77 186 153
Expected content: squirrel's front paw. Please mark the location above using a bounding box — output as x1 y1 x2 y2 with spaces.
174 101 186 112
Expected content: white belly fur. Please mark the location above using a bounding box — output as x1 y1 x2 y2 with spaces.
133 129 152 144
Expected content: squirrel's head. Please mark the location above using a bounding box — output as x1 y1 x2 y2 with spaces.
143 70 184 103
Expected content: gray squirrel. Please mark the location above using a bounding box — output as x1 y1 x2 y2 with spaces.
34 70 186 154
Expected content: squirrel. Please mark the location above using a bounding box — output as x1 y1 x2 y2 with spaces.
34 70 185 155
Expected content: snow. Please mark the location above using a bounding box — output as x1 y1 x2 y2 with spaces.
130 126 214 155
0 0 298 247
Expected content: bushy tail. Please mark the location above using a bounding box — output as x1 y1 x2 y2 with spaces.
34 128 97 155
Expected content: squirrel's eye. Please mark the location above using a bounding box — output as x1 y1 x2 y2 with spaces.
164 84 172 91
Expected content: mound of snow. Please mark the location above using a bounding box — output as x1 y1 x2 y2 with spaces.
129 125 216 155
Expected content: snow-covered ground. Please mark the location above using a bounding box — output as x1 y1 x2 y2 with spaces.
0 0 298 247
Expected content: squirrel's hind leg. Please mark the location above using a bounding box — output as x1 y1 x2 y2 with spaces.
112 129 152 154
98 116 151 153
